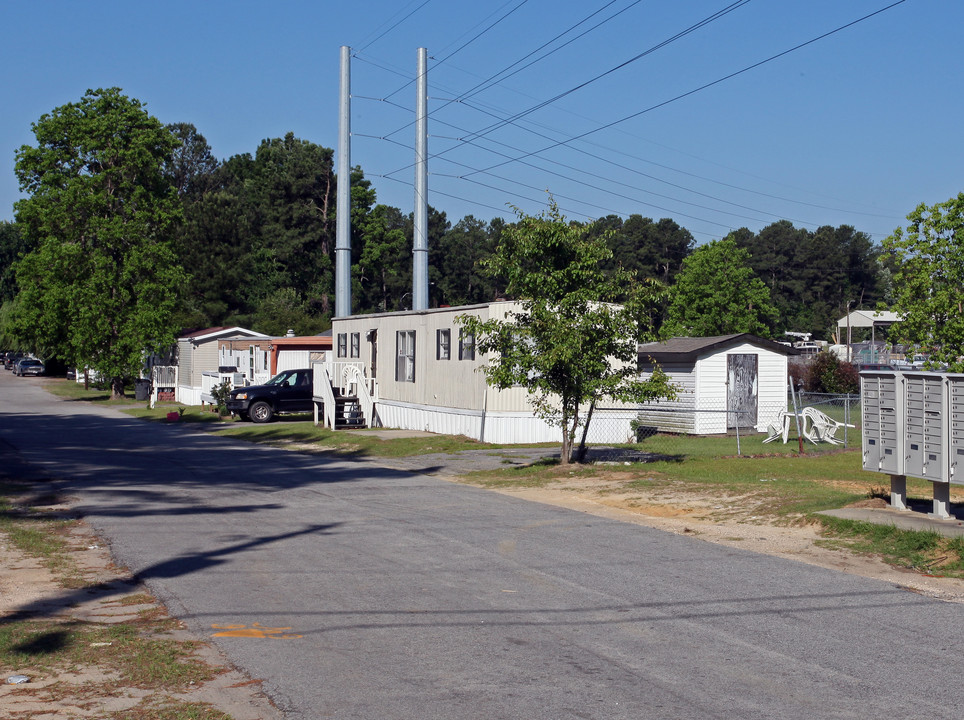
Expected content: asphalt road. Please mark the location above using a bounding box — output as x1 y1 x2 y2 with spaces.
3 373 964 719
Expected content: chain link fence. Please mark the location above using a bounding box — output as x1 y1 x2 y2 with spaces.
581 393 862 461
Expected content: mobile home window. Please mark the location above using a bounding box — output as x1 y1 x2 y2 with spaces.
459 329 475 361
337 333 347 358
350 332 360 358
437 329 451 360
396 330 416 383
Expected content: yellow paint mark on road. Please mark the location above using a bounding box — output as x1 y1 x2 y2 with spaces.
211 622 302 639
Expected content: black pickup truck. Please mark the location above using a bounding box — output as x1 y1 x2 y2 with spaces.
227 368 313 423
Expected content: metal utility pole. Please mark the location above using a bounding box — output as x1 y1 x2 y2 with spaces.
335 45 352 318
412 47 429 312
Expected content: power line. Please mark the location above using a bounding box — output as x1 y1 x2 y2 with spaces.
462 0 909 178
454 0 753 147
375 0 637 139
353 0 433 54
381 0 531 103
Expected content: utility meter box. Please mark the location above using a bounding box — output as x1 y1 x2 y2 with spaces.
903 372 946 482
861 371 904 475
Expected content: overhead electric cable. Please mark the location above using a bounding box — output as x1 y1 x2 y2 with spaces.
456 0 752 146
381 0 531 103
461 0 908 178
377 91 819 228
354 0 433 54
380 0 642 142
448 98 820 225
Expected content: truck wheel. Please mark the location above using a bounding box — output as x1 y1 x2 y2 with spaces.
250 401 273 423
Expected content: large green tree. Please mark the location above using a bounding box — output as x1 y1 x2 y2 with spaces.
0 221 32 304
459 201 675 465
13 88 184 397
664 237 777 338
883 192 964 370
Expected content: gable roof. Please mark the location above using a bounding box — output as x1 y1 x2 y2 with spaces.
837 310 903 329
638 334 798 363
178 326 271 343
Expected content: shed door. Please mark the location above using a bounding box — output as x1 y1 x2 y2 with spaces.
727 354 758 429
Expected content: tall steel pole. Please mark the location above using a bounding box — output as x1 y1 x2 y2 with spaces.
412 47 429 312
335 45 352 318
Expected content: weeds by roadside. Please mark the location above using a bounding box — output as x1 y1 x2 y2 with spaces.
815 515 964 577
0 478 278 719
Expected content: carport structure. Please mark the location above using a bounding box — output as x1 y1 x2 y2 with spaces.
837 309 903 363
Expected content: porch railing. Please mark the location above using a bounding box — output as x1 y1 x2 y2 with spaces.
312 362 336 429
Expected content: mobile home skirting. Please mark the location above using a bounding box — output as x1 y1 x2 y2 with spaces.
176 385 202 406
375 399 637 444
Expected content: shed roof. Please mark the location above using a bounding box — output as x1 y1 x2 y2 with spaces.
836 310 903 330
178 326 270 343
638 333 798 363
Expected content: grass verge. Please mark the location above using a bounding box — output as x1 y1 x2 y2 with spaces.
0 478 245 718
814 515 964 577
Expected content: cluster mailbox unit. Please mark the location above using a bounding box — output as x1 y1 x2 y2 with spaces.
861 370 964 518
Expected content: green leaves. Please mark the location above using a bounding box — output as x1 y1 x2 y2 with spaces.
460 200 676 463
12 88 185 396
883 192 964 371
664 238 778 338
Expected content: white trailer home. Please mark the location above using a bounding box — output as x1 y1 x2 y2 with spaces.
326 302 638 443
175 326 271 405
636 334 797 435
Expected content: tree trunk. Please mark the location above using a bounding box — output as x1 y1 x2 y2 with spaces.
560 411 573 465
576 399 597 463
111 377 125 400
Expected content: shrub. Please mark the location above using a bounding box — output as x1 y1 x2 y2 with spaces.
805 351 859 394
210 380 232 416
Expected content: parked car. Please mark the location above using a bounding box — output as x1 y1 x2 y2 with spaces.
14 358 45 376
4 352 23 370
227 368 313 423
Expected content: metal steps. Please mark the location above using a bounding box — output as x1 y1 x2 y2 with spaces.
334 395 366 429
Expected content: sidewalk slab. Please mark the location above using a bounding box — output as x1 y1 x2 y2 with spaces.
817 506 964 538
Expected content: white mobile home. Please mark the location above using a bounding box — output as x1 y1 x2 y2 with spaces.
175 326 271 405
328 302 635 443
636 334 797 435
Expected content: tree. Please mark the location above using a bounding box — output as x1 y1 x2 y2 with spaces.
432 215 500 307
664 238 777 337
0 221 33 304
458 201 676 465
733 221 883 339
252 287 327 337
164 122 219 198
882 192 964 371
13 88 184 398
354 204 410 313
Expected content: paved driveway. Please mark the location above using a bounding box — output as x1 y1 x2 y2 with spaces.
2 374 964 719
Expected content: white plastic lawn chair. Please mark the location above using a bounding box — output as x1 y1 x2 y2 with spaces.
801 407 854 445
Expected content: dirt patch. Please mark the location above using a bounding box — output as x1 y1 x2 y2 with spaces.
0 494 283 720
474 475 964 604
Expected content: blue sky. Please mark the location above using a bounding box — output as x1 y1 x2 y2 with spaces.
1 0 959 244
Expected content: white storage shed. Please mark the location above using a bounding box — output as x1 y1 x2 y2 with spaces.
637 334 797 435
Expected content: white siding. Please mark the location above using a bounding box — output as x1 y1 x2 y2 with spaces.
637 362 698 434
278 350 310 372
638 342 789 435
330 302 640 443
